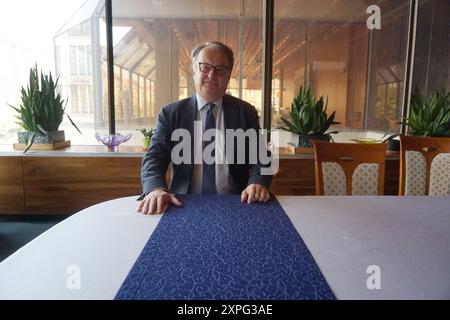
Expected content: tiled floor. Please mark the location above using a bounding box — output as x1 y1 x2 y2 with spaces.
0 215 66 262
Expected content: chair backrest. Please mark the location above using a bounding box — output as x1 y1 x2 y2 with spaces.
313 141 386 195
399 135 450 195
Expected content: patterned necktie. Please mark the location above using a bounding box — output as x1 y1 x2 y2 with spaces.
202 103 216 194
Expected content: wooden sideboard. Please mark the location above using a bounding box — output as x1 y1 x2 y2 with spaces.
0 156 25 214
0 145 144 215
0 145 399 215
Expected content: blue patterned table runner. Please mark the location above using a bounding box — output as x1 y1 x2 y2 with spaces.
115 195 335 300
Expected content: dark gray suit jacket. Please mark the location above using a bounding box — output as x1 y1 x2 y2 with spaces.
141 94 272 195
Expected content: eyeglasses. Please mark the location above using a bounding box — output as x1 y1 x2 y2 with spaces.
198 62 230 76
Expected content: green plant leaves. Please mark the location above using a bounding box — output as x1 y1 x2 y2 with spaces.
280 86 340 136
404 88 450 137
137 128 154 139
8 64 81 152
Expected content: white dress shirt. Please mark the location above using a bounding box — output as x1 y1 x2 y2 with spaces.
189 94 236 194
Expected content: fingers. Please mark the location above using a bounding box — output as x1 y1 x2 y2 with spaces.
241 184 271 204
241 190 248 203
171 195 183 207
136 197 151 214
149 196 157 214
261 189 270 202
136 200 144 212
139 185 270 214
247 187 256 204
156 196 166 214
159 200 169 215
137 189 182 215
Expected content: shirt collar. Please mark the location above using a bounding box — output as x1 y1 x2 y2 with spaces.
196 94 222 112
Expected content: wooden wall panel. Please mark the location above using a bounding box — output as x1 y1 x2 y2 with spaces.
0 157 25 214
22 157 142 214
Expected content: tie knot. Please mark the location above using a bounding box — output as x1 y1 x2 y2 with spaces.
206 103 215 113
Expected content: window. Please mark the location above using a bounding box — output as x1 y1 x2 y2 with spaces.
1 0 448 147
272 0 411 146
111 0 263 146
70 46 78 76
70 85 80 113
413 0 450 95
53 0 106 145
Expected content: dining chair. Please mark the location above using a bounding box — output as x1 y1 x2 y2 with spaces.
313 141 386 195
399 135 450 195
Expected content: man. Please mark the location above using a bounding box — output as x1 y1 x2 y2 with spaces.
137 41 272 215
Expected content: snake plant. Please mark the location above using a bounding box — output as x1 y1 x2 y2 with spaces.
9 64 81 152
404 88 450 137
280 86 340 146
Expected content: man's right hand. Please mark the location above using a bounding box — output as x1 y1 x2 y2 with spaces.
136 189 182 215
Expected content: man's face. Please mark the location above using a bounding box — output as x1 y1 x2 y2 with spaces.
193 47 231 102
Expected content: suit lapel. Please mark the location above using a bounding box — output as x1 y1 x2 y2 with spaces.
179 96 197 184
181 95 197 139
222 95 239 178
181 96 197 171
223 94 238 130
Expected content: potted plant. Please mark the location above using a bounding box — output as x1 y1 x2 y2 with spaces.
280 86 340 147
9 64 81 152
137 128 154 149
402 87 450 137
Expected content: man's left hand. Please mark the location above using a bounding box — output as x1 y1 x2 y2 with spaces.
241 183 271 204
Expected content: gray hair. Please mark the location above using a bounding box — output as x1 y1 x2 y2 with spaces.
191 41 234 71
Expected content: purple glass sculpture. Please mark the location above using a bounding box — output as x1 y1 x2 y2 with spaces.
95 132 132 152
